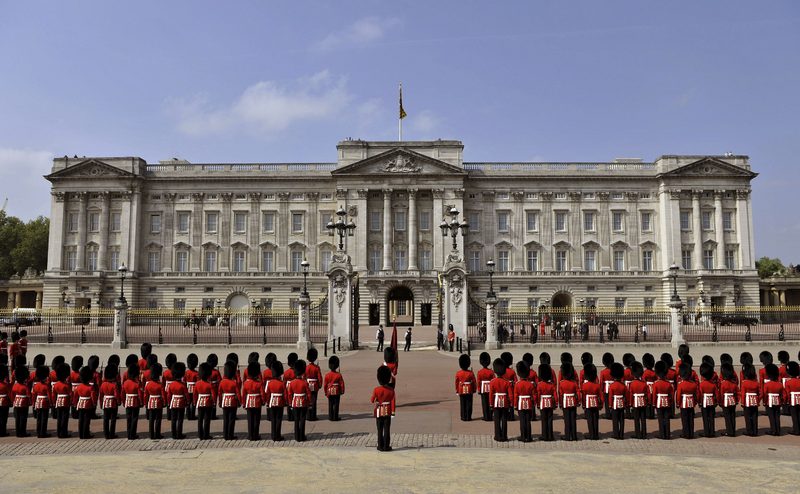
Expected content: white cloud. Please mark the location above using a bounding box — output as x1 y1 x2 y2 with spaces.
408 110 441 136
313 16 401 52
168 71 353 137
0 148 53 220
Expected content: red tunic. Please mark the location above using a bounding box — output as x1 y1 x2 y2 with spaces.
323 371 345 397
514 379 535 411
558 379 579 408
11 382 31 408
122 378 144 408
305 362 322 394
476 367 495 395
144 380 166 410
31 381 52 410
503 367 518 389
370 384 396 417
241 378 264 409
454 369 477 395
51 381 71 408
167 381 189 409
488 376 513 409
785 377 800 406
384 362 398 386
651 378 674 408
260 368 273 384
607 381 627 410
698 380 718 408
675 380 699 409
719 379 739 407
218 378 241 408
98 380 120 409
210 368 222 395
283 368 296 384
184 368 198 397
599 367 614 395
18 337 28 356
642 368 657 396
0 381 10 407
138 357 148 371
627 379 649 408
580 381 603 409
193 380 216 408
536 381 558 410
286 378 311 408
265 378 288 408
763 380 786 408
740 379 761 407
71 383 97 409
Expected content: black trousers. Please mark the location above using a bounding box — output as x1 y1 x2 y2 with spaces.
36 407 49 437
197 406 213 440
480 394 492 421
148 407 163 439
187 394 196 420
449 341 454 352
0 406 10 436
700 406 716 437
308 392 319 421
541 408 554 441
563 407 577 440
610 409 625 439
743 406 759 436
14 407 29 437
790 405 800 435
126 407 140 439
632 407 647 439
518 409 532 441
585 407 600 440
722 405 736 436
506 406 516 422
656 407 671 439
293 407 307 441
376 416 391 451
680 408 695 439
77 409 91 439
102 408 117 439
603 393 611 419
328 395 340 421
171 408 185 439
56 407 69 438
766 405 781 435
493 407 508 441
377 339 384 352
404 340 411 352
459 394 473 421
246 408 261 440
222 406 237 440
270 407 284 440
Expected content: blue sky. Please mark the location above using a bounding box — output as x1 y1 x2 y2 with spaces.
0 1 798 261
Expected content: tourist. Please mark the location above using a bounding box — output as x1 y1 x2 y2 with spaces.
404 327 412 352
376 324 384 352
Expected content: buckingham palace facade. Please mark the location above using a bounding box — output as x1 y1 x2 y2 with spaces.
43 139 759 325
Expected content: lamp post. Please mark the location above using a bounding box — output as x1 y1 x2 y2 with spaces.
301 259 310 296
669 263 680 303
439 207 469 253
118 264 128 303
486 259 496 298
327 205 356 251
579 298 585 323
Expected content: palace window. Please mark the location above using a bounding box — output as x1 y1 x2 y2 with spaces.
702 211 713 230
641 250 653 271
321 212 333 232
176 251 188 273
68 213 79 232
204 250 217 272
394 211 407 232
419 249 432 271
87 249 98 271
584 250 596 272
290 251 304 272
497 250 510 272
723 211 734 231
555 250 567 272
526 249 539 271
291 213 304 233
613 250 625 271
177 212 190 233
110 212 121 232
394 247 407 271
555 212 567 232
680 211 691 231
234 212 247 234
206 212 218 233
110 250 120 271
89 212 100 232
467 212 480 232
320 249 332 272
65 250 77 271
150 214 161 234
262 250 274 272
233 251 246 273
640 212 652 232
497 211 509 233
370 211 382 232
526 211 538 232
468 250 481 272
419 211 431 231
583 211 595 232
681 249 692 270
148 251 161 273
369 246 381 271
262 212 275 232
614 298 626 310
725 249 736 270
612 211 624 232
703 249 714 270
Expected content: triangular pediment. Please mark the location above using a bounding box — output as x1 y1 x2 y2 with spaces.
331 148 466 176
46 159 136 180
659 157 757 179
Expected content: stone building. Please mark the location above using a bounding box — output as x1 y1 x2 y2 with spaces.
43 140 759 326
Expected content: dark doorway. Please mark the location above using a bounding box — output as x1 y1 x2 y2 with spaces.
387 285 414 325
420 303 432 325
368 303 380 326
551 292 572 324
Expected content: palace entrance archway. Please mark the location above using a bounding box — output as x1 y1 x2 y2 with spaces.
387 285 414 325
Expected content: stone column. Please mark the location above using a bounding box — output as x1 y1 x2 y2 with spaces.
511 191 524 271
307 192 320 271
98 191 110 271
48 192 67 271
35 291 42 310
354 189 369 272
714 190 725 269
277 192 290 271
76 192 88 270
541 192 555 269
432 188 445 270
692 191 703 271
220 193 233 271
297 291 311 351
14 291 22 309
112 298 128 349
162 193 176 272
669 299 685 347
382 189 392 271
190 193 204 271
408 188 418 270
248 193 262 271
328 253 355 349
485 293 499 349
128 186 142 273
627 193 640 270
443 265 469 341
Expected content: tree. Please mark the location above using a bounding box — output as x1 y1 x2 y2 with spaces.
756 256 785 279
0 211 49 279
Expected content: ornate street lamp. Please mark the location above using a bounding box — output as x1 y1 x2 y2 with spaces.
440 207 469 252
579 298 585 322
486 259 495 298
118 263 128 303
327 205 356 251
301 259 310 296
669 263 681 303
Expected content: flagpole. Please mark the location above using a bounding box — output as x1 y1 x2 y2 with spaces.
399 83 403 141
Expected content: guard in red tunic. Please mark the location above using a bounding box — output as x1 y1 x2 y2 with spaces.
698 362 718 438
522 353 539 422
763 363 786 436
758 351 774 389
0 365 10 437
371 365 396 452
265 361 287 441
72 367 97 439
675 362 699 439
383 347 398 389
740 364 761 436
599 353 615 420
476 352 495 422
138 343 152 372
501 352 517 422
514 362 534 442
537 364 558 442
52 363 72 438
144 363 166 440
455 354 476 421
18 330 28 357
628 361 649 439
719 363 739 436
194 362 217 440
48 355 66 420
283 353 298 421
305 348 322 421
661 353 678 419
162 353 178 422
777 351 791 417
7 332 21 369
207 354 221 421
167 362 188 440
581 364 603 440
242 362 264 441
559 362 580 441
489 359 512 442
185 354 199 421
69 355 83 420
262 353 276 422
642 353 658 419
286 360 311 442
99 365 121 439
219 361 241 440
608 363 627 440
122 364 144 440
323 356 345 421
784 361 800 435
31 365 51 438
11 366 31 437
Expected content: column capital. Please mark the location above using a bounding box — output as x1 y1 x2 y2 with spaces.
713 190 725 200
382 188 393 198
407 188 418 198
454 188 465 199
307 192 320 201
735 189 751 199
51 191 67 202
667 189 682 200
277 191 291 201
432 188 445 199
691 190 703 199
540 191 554 201
76 191 89 203
566 191 580 201
356 188 369 199
335 188 349 200
164 192 177 203
220 192 234 202
248 192 262 201
626 191 639 202
191 192 205 203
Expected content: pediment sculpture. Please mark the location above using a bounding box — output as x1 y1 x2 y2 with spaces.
383 155 421 173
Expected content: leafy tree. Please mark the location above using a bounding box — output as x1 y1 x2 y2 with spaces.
0 211 49 279
755 256 785 279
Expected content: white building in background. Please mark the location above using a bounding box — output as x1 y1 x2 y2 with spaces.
43 140 758 326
